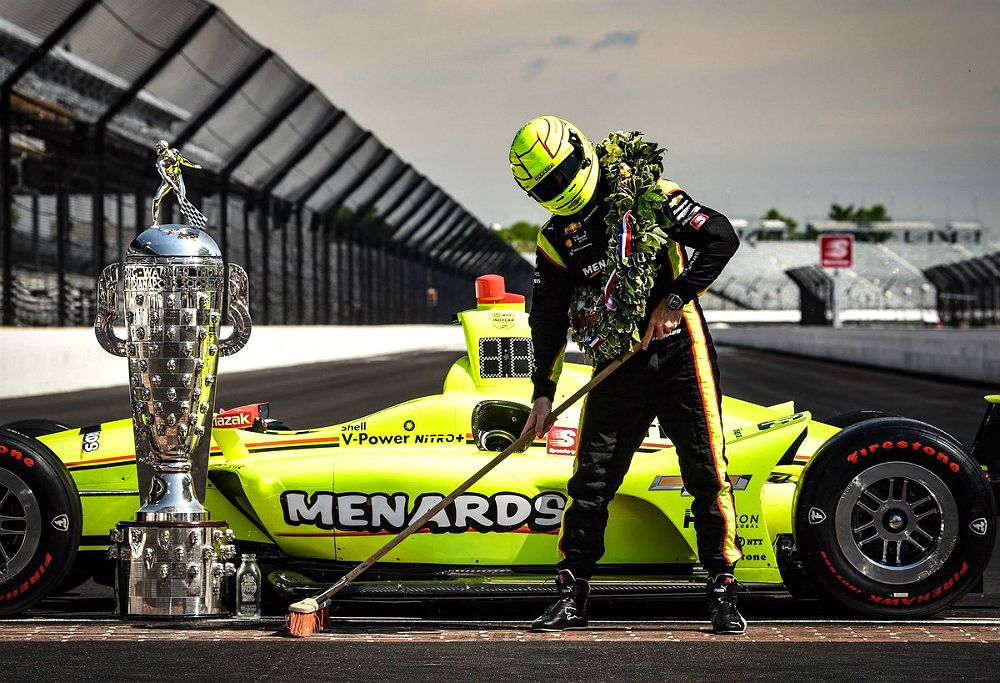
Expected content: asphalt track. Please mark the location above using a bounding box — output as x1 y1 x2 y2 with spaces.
2 346 999 681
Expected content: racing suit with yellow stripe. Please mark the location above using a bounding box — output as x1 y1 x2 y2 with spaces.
530 176 742 578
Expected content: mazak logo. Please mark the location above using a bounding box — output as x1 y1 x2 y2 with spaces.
214 404 261 430
281 490 567 534
214 412 254 429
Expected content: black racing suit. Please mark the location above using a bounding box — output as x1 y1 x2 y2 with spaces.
530 176 742 578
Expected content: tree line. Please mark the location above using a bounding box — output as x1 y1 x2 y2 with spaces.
495 203 892 247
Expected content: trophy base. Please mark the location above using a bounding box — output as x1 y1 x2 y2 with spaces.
109 519 237 620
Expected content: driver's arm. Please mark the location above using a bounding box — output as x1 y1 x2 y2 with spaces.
528 228 573 403
652 179 740 304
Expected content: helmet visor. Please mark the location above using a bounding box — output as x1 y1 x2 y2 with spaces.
529 140 584 203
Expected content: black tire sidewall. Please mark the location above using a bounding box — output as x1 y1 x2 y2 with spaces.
0 420 71 439
0 430 81 617
827 409 898 429
795 418 996 617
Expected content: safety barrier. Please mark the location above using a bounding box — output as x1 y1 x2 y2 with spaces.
0 325 469 400
713 326 1000 384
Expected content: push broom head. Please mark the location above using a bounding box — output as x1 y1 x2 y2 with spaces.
286 597 330 638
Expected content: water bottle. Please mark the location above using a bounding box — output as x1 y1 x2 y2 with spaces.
235 553 262 620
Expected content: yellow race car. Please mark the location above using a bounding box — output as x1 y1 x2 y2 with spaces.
1 277 996 618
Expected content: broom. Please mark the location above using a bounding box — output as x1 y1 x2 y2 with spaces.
286 345 638 636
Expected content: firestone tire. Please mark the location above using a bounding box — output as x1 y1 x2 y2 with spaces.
0 420 70 439
827 409 897 429
0 429 81 617
794 417 996 618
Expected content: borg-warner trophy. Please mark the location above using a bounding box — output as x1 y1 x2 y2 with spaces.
95 141 251 618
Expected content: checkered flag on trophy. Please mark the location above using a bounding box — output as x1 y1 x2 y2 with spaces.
151 140 209 231
178 196 209 231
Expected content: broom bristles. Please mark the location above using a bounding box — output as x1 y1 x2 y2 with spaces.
287 610 320 638
286 597 330 638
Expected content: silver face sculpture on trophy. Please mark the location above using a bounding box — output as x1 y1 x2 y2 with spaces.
95 140 252 618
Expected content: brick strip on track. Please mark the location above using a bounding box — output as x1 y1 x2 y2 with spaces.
3 619 1000 643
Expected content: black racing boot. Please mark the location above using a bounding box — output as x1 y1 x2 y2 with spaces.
707 573 747 634
531 569 590 631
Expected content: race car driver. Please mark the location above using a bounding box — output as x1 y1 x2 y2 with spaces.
510 115 745 634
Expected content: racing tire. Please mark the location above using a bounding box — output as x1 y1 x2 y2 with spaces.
827 410 897 429
0 420 70 439
794 417 996 618
0 429 82 616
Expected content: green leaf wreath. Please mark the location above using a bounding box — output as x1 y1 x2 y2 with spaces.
569 131 670 365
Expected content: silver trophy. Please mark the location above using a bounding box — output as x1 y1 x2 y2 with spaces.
96 141 251 619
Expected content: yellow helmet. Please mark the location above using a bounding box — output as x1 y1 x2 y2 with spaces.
509 115 598 216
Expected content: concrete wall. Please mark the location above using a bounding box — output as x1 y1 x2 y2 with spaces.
712 326 1000 385
3 324 995 400
0 326 467 399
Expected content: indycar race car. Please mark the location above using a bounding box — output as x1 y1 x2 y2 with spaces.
1 276 998 618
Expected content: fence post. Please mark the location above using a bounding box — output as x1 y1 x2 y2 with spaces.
92 136 105 277
280 206 288 325
55 161 68 326
296 206 304 325
115 193 124 261
1 91 11 325
32 193 41 270
324 222 333 324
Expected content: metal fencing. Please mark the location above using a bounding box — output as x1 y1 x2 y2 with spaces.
0 0 531 326
925 252 1000 327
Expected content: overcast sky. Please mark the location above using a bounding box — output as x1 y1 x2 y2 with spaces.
214 0 1000 232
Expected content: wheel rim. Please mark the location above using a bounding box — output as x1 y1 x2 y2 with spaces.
834 460 958 585
0 469 42 580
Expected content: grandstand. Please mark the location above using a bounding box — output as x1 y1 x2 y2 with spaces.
704 217 1000 325
0 0 531 327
